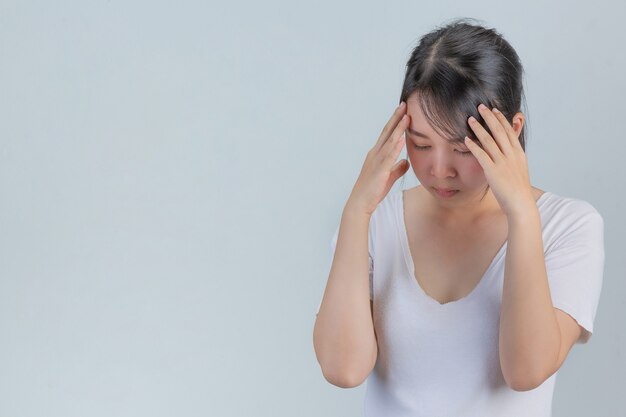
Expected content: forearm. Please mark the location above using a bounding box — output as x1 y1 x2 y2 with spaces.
499 206 560 390
313 205 377 387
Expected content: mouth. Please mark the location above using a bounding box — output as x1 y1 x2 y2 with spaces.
433 187 459 197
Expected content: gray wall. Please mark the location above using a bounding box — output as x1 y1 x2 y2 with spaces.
0 0 623 416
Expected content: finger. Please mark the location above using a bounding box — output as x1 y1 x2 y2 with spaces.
383 135 407 172
464 136 492 170
467 115 501 162
375 114 408 169
382 114 409 159
492 108 522 150
477 104 513 156
374 101 406 151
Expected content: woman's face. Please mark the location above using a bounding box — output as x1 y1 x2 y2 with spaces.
404 95 488 207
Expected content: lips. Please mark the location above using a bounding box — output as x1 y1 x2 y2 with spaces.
433 187 460 198
434 187 459 192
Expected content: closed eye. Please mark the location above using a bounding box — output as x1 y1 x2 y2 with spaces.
413 144 474 156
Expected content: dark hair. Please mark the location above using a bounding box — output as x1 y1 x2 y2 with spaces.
399 18 529 190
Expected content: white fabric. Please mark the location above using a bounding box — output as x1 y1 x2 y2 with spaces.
316 189 605 417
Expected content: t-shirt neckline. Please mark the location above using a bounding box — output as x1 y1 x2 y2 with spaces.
395 189 552 307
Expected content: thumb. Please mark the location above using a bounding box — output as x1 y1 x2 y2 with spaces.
390 159 410 181
391 159 411 173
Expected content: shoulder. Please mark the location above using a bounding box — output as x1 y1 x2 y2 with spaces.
541 191 603 225
540 192 604 248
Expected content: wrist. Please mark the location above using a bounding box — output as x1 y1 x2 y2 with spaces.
342 202 373 221
506 203 540 225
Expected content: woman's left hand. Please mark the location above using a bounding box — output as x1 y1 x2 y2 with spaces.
464 103 535 218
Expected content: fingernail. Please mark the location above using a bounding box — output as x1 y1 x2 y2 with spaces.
493 107 500 114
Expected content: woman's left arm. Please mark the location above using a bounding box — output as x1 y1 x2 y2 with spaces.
499 207 561 392
464 104 581 392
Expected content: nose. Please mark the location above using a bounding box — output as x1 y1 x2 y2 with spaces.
429 150 457 179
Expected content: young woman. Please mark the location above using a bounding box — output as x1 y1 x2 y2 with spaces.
313 18 605 416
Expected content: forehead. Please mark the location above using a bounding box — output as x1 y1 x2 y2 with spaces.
405 98 458 143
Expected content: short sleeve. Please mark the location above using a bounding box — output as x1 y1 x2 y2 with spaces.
315 223 374 316
545 204 605 344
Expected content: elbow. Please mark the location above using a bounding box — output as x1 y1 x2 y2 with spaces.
506 377 539 392
504 371 550 392
315 332 378 388
313 317 377 389
317 349 376 388
322 367 368 389
315 347 374 389
314 346 372 388
500 349 558 392
502 357 558 392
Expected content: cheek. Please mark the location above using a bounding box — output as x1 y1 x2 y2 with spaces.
461 159 487 183
406 150 422 172
466 158 484 174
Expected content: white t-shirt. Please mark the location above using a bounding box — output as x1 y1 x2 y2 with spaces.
316 189 605 417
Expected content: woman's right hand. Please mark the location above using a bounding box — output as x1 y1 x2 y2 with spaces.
346 102 411 216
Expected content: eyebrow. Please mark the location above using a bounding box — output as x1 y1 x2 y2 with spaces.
406 128 430 139
406 128 466 144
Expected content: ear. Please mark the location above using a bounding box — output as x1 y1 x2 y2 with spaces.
512 112 525 138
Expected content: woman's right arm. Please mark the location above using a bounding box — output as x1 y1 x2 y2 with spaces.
313 203 376 388
313 101 410 388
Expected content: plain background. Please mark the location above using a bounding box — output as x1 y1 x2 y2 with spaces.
0 0 624 416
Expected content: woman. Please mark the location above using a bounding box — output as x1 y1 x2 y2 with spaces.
313 18 605 416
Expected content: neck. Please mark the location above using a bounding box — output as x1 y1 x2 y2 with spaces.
422 185 502 226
